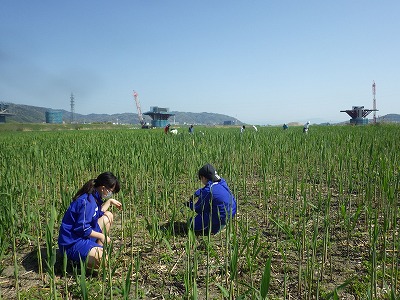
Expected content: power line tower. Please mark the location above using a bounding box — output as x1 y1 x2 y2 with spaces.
372 81 377 124
70 93 75 123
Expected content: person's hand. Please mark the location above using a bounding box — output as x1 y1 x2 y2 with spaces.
109 199 122 210
101 234 111 244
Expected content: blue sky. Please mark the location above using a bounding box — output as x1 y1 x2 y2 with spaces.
1 1 399 125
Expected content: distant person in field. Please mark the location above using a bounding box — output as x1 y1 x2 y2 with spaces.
58 172 122 269
186 164 237 235
283 123 288 130
188 124 194 134
252 125 258 132
303 121 310 133
170 128 178 134
240 125 245 134
164 124 171 134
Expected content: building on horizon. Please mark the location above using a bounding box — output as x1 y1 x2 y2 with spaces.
0 103 14 123
340 106 378 125
223 120 235 125
45 110 63 124
143 106 174 128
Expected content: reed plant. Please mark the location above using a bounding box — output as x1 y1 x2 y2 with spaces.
0 125 399 298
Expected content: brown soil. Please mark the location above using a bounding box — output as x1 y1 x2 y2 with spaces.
0 178 397 299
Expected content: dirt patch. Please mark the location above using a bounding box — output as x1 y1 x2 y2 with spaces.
0 178 398 299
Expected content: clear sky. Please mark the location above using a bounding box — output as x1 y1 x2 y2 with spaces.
1 1 399 125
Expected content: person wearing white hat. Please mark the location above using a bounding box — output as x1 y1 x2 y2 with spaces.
303 121 310 133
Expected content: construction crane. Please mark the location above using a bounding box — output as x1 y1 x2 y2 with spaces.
133 90 149 128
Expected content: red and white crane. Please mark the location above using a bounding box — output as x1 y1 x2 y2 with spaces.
133 90 147 127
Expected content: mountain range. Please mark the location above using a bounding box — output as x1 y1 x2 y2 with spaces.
3 103 242 125
2 103 400 125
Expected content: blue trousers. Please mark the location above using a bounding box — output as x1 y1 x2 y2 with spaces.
189 212 225 235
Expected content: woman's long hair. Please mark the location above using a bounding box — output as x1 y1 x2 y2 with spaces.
72 172 120 201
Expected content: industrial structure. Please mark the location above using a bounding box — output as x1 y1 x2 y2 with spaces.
340 82 378 125
372 81 377 124
133 90 174 128
45 110 63 124
144 106 174 128
133 90 149 128
340 106 377 125
0 103 14 123
223 120 236 125
70 93 75 123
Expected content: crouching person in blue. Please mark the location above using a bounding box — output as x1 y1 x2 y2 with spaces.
58 172 122 269
187 164 237 235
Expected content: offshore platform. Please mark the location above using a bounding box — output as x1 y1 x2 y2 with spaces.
144 106 174 128
133 90 174 128
340 81 378 125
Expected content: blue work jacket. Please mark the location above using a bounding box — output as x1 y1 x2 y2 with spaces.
188 178 237 225
58 190 104 249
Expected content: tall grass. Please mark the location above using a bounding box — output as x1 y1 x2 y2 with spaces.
0 125 399 298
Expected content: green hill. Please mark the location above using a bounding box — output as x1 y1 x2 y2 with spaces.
4 103 242 125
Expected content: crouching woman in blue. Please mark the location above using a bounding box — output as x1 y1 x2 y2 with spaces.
58 172 122 269
187 164 237 235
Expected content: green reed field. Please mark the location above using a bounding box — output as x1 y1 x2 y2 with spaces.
0 124 399 299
